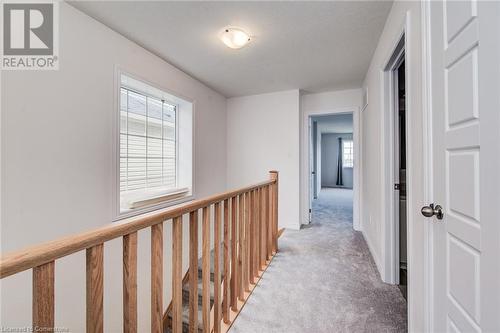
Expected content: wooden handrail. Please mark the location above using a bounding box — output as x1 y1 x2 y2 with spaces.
1 171 279 333
0 179 275 279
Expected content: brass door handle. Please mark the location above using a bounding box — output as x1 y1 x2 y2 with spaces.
421 203 444 220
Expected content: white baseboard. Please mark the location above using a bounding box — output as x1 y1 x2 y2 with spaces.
361 230 383 279
281 223 301 231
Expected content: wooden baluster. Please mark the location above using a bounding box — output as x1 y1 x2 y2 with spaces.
238 193 246 294
238 194 244 301
170 217 182 333
223 199 230 323
270 186 274 257
188 211 198 333
255 190 259 277
246 191 253 282
265 187 268 265
202 206 211 332
245 191 251 291
33 261 55 332
214 202 222 333
259 187 264 269
270 185 274 257
260 187 266 267
272 184 275 257
86 244 103 333
265 186 273 260
230 196 237 311
265 187 270 261
263 186 269 262
270 171 279 252
151 223 163 333
256 188 261 272
254 190 257 269
249 190 255 284
261 187 266 267
264 186 269 261
123 232 137 333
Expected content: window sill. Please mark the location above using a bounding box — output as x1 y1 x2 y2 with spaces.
121 187 190 210
116 189 194 222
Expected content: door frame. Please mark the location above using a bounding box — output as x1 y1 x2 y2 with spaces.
393 52 406 286
300 107 361 230
379 8 430 331
421 2 434 331
382 30 406 286
380 11 426 331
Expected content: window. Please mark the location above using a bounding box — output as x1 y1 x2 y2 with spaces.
120 87 177 192
343 140 354 168
119 74 193 214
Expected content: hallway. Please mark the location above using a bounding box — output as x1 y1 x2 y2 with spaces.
230 188 407 332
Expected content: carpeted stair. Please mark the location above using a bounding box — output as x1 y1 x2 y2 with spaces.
164 248 224 333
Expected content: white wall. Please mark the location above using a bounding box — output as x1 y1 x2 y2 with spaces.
226 90 301 230
360 1 425 331
0 3 227 331
300 89 362 226
301 89 363 113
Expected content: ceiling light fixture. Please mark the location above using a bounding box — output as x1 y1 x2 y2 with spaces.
219 27 251 49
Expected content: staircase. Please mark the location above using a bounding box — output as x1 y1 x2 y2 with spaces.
0 171 279 333
164 249 224 333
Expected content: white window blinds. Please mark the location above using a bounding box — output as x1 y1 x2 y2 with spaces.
120 87 177 193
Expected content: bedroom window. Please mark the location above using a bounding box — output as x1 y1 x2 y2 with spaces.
119 74 193 215
343 140 354 168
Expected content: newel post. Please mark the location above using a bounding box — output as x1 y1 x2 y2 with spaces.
269 170 279 253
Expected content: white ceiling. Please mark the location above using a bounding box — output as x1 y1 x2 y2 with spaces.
312 113 353 134
69 1 392 98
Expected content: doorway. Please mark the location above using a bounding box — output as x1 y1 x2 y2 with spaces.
301 107 360 230
383 33 408 301
309 113 354 226
394 58 407 300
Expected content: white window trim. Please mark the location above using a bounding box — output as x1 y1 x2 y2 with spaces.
113 67 196 221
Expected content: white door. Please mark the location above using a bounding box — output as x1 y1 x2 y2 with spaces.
428 1 500 332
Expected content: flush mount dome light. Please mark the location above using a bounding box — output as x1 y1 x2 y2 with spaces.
219 27 251 49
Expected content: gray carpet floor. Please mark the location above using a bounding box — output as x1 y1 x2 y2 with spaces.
229 188 408 333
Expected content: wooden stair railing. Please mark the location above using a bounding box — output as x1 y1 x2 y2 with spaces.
0 171 279 333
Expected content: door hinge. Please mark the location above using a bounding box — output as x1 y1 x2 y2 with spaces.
394 183 400 190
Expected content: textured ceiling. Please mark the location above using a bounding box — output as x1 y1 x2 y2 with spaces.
70 1 392 97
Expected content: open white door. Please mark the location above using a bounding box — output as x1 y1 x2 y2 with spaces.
428 1 500 332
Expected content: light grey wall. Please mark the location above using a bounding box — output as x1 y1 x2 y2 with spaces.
315 113 354 133
226 90 301 230
360 2 426 328
321 133 353 188
1 3 227 331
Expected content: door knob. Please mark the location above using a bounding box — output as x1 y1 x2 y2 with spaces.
421 203 444 220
